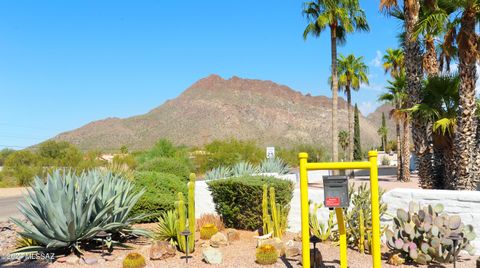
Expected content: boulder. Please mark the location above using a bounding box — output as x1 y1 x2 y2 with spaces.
149 241 176 260
210 233 228 248
202 247 223 264
225 229 240 242
258 237 286 256
285 240 301 258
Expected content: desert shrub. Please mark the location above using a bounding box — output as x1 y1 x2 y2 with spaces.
4 150 43 186
381 156 390 166
131 172 187 223
37 140 83 168
276 144 329 167
137 157 191 180
197 213 225 230
0 148 15 166
386 202 476 264
11 170 149 255
113 154 137 169
208 176 293 230
202 138 264 171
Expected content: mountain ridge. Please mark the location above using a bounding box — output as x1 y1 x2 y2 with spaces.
52 74 390 151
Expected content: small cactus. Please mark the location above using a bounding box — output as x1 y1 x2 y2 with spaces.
122 252 146 268
255 244 279 265
261 184 288 238
200 223 218 239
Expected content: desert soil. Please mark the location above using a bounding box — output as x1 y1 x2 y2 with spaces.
0 222 477 268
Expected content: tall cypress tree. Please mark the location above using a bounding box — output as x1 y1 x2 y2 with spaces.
353 104 362 160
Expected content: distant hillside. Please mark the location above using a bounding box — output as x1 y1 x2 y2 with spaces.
52 75 385 151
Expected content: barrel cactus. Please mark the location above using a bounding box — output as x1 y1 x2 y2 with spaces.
255 244 279 265
386 201 476 264
200 223 218 239
122 252 146 268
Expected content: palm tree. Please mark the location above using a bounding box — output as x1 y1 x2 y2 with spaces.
334 54 369 162
412 0 457 76
338 130 349 160
381 0 423 184
382 48 405 78
303 0 369 163
453 0 479 190
379 73 410 182
410 74 460 189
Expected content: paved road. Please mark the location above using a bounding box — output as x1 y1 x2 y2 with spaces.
0 196 23 222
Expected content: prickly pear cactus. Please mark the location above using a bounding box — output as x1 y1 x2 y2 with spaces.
386 201 476 264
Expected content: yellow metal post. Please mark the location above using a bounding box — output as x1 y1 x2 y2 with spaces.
369 151 381 268
335 208 348 268
299 153 310 268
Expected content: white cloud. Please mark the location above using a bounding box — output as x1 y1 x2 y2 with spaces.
369 50 382 68
358 101 379 116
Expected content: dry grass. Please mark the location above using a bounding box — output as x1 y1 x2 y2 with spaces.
196 213 225 230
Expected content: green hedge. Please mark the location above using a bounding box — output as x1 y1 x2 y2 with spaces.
207 176 294 230
131 171 187 222
137 157 191 180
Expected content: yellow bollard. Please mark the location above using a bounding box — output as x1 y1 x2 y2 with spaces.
299 153 310 268
335 208 348 268
369 151 381 268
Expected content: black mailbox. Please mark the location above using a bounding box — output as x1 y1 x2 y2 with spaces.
323 175 349 208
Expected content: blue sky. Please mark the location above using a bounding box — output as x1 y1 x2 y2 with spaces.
0 1 402 149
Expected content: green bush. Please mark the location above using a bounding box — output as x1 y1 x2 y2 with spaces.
131 172 187 222
137 157 191 180
4 150 43 186
208 176 294 230
277 144 329 167
201 138 264 172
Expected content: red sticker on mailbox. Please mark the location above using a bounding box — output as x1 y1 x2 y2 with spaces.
325 197 340 207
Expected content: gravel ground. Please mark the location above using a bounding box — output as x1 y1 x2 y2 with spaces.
1 226 477 268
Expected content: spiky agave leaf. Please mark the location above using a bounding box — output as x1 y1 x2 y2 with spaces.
258 158 290 175
11 169 149 255
204 166 232 181
231 161 258 177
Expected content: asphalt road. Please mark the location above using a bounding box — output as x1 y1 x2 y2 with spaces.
0 196 23 222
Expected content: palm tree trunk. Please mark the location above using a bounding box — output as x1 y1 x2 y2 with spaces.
455 7 478 190
424 38 439 76
331 26 339 163
401 116 411 182
347 87 353 162
403 0 421 184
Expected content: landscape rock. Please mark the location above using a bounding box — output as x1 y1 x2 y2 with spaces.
210 232 228 248
202 247 223 264
65 256 80 265
285 242 301 258
83 257 98 265
149 240 176 260
225 228 240 242
258 237 286 256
